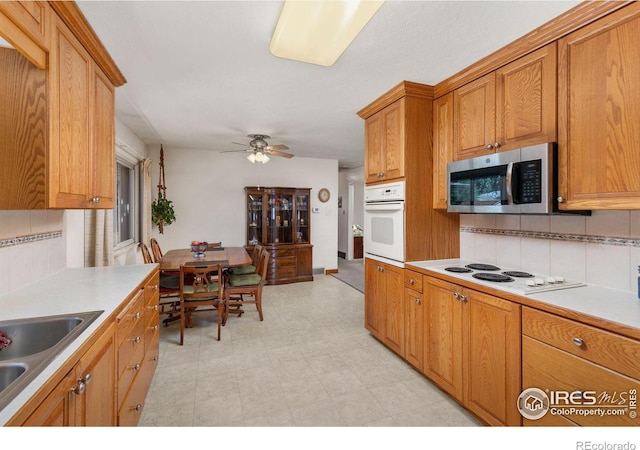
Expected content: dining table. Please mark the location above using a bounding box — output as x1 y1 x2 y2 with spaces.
159 246 252 272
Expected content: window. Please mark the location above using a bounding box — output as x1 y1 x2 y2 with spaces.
114 154 141 248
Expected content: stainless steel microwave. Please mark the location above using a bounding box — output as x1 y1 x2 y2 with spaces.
447 143 555 214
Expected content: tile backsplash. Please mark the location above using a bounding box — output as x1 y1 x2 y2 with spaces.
0 210 67 296
459 210 640 293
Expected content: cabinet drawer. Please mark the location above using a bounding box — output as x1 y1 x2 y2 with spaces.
272 256 296 268
523 336 640 426
522 307 640 380
116 291 144 348
271 266 297 279
273 248 295 258
117 339 144 409
404 270 423 292
117 317 144 379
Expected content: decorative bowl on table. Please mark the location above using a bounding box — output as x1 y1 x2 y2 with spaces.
190 241 208 258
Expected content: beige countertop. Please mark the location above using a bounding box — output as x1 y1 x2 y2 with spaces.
0 264 157 425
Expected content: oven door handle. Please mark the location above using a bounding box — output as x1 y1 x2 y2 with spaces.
364 201 404 211
505 162 514 205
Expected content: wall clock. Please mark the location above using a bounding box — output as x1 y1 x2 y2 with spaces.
318 188 330 203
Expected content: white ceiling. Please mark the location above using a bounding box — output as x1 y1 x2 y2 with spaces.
76 0 580 169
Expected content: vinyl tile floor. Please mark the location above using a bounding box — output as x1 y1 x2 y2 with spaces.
138 275 482 427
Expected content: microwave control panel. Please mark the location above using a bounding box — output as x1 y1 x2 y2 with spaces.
517 160 542 204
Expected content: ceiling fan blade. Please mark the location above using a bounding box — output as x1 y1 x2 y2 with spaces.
266 144 289 151
220 149 251 153
232 142 250 147
266 149 294 158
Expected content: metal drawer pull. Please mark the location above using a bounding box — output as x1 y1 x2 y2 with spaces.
131 404 142 412
415 297 421 304
132 336 141 344
572 337 584 347
453 292 459 299
459 294 467 302
409 278 415 285
133 312 141 320
129 363 141 371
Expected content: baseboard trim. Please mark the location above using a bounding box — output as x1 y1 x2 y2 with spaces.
325 268 339 275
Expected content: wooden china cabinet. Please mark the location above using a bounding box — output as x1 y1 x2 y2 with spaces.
245 187 313 285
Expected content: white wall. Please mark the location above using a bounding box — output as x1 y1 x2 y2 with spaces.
459 210 640 293
148 145 339 272
338 167 364 259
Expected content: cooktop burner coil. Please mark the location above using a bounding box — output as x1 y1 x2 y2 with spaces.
465 263 500 271
445 267 473 273
472 272 514 282
502 271 534 278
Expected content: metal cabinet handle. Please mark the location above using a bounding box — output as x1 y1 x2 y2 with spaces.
572 337 584 347
90 197 100 203
459 294 468 302
415 297 421 304
131 404 142 412
409 278 415 285
132 336 141 344
486 144 493 150
493 142 501 149
71 374 91 395
557 196 565 203
453 292 460 299
129 363 141 371
133 312 141 320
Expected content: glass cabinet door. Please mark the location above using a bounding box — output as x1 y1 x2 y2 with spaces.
247 193 262 245
295 193 309 243
266 193 293 244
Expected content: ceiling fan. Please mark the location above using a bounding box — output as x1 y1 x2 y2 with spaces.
222 134 294 163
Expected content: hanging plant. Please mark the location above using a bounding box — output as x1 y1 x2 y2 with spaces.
152 145 176 234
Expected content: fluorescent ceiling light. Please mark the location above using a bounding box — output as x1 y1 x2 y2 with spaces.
270 0 385 67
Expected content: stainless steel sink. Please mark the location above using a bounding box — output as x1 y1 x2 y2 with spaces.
0 311 103 412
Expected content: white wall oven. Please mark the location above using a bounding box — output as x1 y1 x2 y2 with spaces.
364 181 405 265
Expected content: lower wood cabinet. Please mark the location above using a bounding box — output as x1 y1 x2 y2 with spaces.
522 307 640 426
22 322 117 426
365 270 522 426
11 269 159 427
364 258 403 354
424 276 522 426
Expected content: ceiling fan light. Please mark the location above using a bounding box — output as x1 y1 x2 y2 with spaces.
247 153 256 163
270 0 385 67
261 154 270 164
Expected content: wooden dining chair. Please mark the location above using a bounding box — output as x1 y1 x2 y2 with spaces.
140 242 181 326
227 244 262 276
179 262 224 344
150 238 164 263
223 248 269 325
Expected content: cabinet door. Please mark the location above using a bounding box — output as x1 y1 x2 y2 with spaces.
432 93 454 209
364 110 384 183
404 288 423 371
453 73 496 160
557 3 640 209
294 193 309 243
382 264 404 355
22 370 76 426
73 323 117 426
381 99 405 181
464 289 521 426
423 276 464 401
89 67 115 208
364 258 385 339
496 43 557 151
246 190 263 245
48 15 92 208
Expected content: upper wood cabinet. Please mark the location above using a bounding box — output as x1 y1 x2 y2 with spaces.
363 98 405 184
0 1 123 209
557 2 640 210
453 43 557 161
432 92 454 209
47 15 115 208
